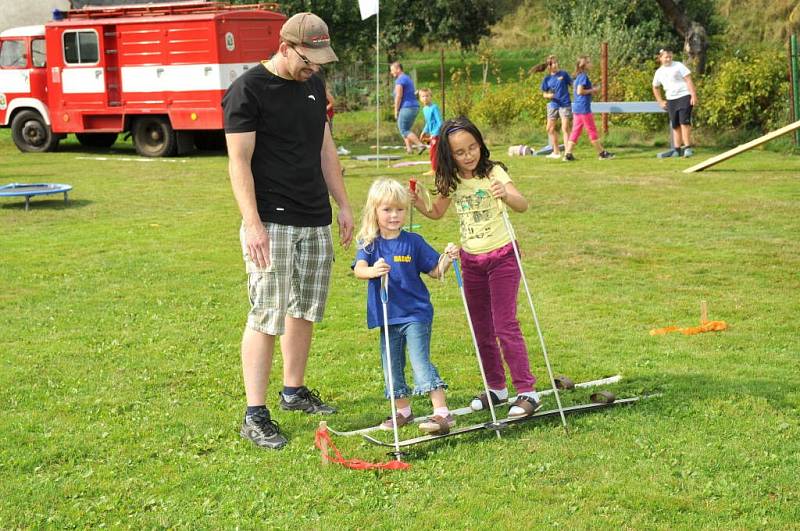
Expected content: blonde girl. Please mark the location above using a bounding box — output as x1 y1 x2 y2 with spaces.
353 178 457 434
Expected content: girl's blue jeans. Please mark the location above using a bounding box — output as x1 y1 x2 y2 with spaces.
378 321 447 399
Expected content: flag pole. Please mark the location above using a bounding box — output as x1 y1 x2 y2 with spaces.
375 5 380 168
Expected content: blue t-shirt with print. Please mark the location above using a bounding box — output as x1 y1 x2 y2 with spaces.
395 73 419 109
572 72 593 114
539 70 572 109
355 231 440 329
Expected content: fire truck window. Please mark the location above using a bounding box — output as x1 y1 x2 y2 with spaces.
63 30 99 64
0 40 27 68
32 39 46 67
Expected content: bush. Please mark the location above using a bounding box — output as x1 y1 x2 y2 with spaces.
607 63 665 132
697 50 790 132
472 79 539 129
448 65 475 118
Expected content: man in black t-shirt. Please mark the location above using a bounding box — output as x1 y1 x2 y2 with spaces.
223 12 353 450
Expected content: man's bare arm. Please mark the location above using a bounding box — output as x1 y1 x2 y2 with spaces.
226 132 270 268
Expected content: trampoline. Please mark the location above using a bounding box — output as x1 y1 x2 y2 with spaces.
0 183 73 211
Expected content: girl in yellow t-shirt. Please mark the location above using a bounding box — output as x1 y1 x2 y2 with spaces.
412 116 541 419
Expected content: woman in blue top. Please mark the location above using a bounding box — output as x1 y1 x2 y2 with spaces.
562 55 614 161
354 178 458 434
534 55 572 159
390 62 426 154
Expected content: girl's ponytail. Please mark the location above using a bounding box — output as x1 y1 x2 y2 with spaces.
573 55 590 78
531 54 557 74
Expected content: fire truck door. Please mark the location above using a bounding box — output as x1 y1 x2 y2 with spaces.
29 37 48 104
60 27 105 111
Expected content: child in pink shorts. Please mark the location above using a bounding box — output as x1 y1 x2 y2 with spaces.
562 55 614 161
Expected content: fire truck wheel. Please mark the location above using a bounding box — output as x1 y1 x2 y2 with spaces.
76 133 118 149
11 110 60 153
132 116 177 157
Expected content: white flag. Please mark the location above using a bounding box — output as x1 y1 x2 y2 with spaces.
359 0 379 20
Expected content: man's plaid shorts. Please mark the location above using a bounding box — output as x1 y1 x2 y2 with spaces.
240 222 333 335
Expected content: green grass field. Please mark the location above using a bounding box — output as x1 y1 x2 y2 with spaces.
1 128 799 528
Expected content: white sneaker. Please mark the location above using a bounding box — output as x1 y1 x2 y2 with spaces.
545 152 561 159
336 146 350 156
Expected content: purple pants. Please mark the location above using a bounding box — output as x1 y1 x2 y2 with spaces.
460 242 536 392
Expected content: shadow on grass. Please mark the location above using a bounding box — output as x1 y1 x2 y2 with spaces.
311 394 393 432
0 174 57 182
57 142 227 159
0 198 93 211
390 395 656 460
57 143 137 155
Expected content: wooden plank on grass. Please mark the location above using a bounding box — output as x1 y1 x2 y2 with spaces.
684 119 800 173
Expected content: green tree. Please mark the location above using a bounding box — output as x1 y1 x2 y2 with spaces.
381 0 499 54
230 0 499 60
654 0 710 74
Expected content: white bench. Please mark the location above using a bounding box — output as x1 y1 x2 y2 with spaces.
592 102 675 157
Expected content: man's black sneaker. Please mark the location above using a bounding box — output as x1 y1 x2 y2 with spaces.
240 410 287 449
279 386 337 414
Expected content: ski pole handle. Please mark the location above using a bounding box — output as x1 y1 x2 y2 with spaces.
380 272 389 303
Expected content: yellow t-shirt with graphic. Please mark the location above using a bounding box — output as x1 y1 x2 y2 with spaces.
452 165 513 254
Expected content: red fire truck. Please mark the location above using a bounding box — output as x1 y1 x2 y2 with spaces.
0 1 284 156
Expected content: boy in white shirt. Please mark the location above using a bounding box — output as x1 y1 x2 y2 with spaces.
652 49 698 158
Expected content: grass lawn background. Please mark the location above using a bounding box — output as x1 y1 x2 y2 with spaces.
1 127 799 528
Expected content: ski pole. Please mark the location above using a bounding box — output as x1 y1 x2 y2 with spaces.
452 258 502 438
496 198 569 434
379 267 404 458
409 178 416 233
